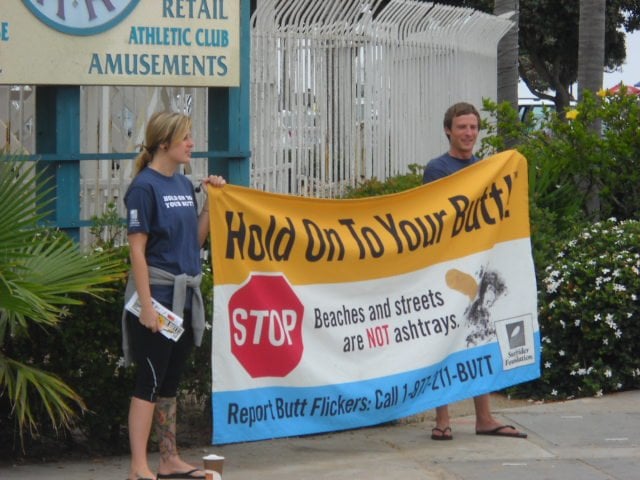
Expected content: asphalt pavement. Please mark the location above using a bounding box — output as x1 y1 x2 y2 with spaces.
1 390 638 479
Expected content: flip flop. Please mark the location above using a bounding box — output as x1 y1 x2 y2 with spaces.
476 425 527 438
431 426 453 440
157 468 205 479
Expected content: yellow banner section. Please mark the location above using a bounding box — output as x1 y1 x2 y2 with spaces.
209 150 530 285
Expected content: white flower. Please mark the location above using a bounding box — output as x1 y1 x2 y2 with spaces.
605 369 612 378
546 281 561 294
577 368 587 375
544 362 552 368
559 350 565 357
595 390 603 397
613 284 626 292
574 319 581 327
603 338 608 345
569 300 577 307
551 389 558 396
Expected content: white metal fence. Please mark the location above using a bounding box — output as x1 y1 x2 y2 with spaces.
250 0 513 197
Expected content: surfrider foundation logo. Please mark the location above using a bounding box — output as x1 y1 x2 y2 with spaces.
495 314 535 371
22 0 140 36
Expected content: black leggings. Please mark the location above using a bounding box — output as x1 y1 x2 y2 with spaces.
127 307 194 402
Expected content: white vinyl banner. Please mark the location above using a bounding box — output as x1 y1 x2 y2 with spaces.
208 150 540 444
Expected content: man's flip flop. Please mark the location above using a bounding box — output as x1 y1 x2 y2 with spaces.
476 425 527 438
431 426 453 440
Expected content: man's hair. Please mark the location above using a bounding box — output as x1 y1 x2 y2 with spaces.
443 102 480 137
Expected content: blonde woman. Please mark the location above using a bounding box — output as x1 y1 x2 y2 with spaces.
122 111 226 480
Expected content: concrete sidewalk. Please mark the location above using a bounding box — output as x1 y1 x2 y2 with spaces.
1 390 638 479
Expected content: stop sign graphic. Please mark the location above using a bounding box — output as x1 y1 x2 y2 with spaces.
228 273 305 378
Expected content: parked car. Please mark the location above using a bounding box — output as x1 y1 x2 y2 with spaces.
518 98 555 124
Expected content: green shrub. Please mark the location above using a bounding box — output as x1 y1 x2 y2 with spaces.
480 89 640 223
514 218 640 400
343 163 423 198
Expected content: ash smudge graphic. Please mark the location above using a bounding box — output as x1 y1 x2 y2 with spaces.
464 268 507 346
445 267 508 347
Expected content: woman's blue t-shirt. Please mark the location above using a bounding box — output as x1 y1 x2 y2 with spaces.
124 167 200 306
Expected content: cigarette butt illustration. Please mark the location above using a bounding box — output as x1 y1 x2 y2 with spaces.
445 268 478 301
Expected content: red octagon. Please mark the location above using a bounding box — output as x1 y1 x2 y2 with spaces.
228 274 304 377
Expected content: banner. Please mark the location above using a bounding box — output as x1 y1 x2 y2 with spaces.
208 150 540 445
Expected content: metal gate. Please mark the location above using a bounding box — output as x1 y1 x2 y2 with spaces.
250 0 513 197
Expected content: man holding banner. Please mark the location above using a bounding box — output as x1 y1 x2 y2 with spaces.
423 102 528 441
208 102 539 446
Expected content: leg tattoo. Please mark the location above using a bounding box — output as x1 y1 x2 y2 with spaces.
154 396 178 462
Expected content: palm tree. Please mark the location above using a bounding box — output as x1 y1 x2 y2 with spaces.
495 0 519 112
578 0 606 100
0 158 125 443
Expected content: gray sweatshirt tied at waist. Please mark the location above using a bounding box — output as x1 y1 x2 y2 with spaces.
121 266 205 367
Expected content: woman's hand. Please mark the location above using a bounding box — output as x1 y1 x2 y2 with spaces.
201 175 226 190
198 175 226 214
139 302 161 332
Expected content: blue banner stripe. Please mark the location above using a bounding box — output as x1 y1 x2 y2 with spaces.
212 333 540 444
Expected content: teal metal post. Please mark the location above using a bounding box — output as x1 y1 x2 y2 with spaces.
208 0 251 185
36 86 80 240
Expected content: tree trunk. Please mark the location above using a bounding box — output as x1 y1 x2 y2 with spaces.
578 0 606 100
578 0 606 216
495 0 519 112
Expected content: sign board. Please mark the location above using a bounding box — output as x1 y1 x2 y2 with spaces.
0 0 240 87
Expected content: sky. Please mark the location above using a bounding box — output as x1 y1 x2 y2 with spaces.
519 30 640 98
603 29 640 88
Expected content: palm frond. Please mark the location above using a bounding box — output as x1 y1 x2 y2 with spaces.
0 156 125 440
0 354 85 440
0 161 54 256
